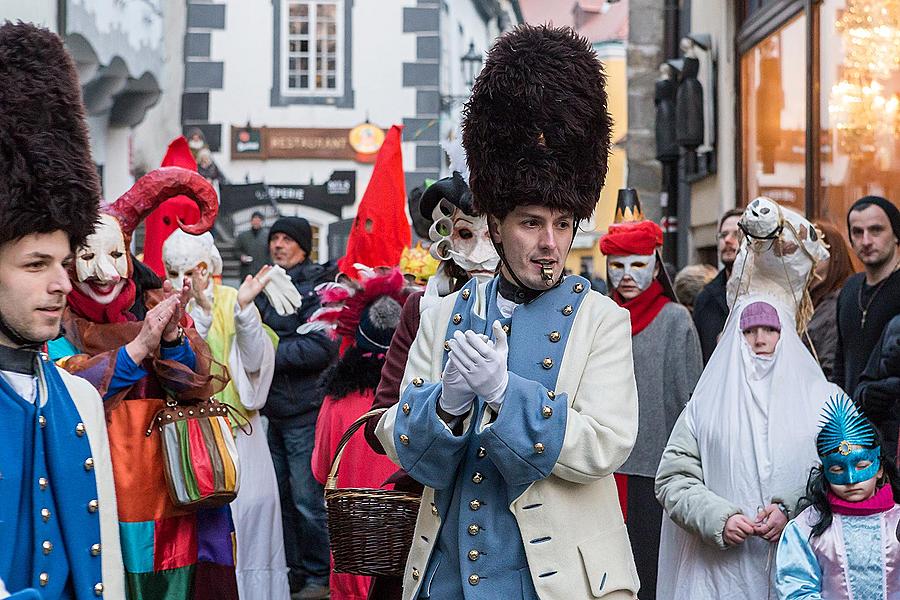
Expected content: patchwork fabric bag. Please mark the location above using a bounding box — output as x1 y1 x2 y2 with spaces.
146 397 244 508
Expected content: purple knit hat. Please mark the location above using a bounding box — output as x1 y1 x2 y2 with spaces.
740 301 781 332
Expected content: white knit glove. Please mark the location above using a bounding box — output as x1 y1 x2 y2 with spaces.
447 321 509 411
439 353 476 416
261 265 303 316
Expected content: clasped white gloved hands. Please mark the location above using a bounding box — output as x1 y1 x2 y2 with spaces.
439 320 509 415
261 265 303 316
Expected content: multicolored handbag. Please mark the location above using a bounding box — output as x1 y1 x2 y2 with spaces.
145 397 245 509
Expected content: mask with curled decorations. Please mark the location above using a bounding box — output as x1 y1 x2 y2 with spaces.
162 230 223 293
72 167 218 306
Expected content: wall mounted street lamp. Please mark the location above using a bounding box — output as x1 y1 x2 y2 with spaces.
441 41 484 111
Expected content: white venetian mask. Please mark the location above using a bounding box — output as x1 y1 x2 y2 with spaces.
162 230 221 292
446 212 499 279
73 214 129 304
607 253 657 291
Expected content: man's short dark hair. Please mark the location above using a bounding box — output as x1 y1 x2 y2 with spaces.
719 208 744 231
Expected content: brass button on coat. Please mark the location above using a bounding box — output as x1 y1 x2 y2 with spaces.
467 524 480 535
39 415 47 427
399 434 410 445
542 406 553 418
502 324 511 335
547 390 555 400
39 573 49 586
88 499 99 513
469 574 480 585
75 423 86 437
431 504 439 516
94 583 104 596
468 549 480 561
472 472 484 484
542 358 553 369
452 313 462 324
412 568 420 581
402 403 411 415
549 331 561 343
84 457 94 471
91 543 101 556
444 341 451 351
469 499 481 511
38 477 48 490
477 447 486 458
412 378 423 387
42 540 53 555
41 508 51 522
562 305 573 316
461 288 471 300
573 282 585 293
534 443 545 454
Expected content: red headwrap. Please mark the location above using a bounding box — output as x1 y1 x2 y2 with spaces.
599 220 663 256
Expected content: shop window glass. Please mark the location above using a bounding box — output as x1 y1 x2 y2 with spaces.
741 14 807 213
819 0 900 226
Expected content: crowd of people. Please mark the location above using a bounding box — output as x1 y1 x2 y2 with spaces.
2 19 900 600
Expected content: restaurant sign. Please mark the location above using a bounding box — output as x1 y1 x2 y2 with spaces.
231 124 385 162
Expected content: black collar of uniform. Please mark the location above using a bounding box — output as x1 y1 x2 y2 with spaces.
497 272 561 305
0 343 40 375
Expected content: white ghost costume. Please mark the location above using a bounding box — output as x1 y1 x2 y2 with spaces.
163 230 290 600
655 198 843 600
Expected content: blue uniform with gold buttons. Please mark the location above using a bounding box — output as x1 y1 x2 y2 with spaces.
0 356 105 599
394 276 589 598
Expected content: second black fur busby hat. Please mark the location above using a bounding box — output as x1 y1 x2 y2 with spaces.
0 21 101 250
462 24 612 222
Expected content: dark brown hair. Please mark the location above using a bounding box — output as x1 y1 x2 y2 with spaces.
810 220 855 307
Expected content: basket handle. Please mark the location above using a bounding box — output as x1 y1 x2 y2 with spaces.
326 407 388 491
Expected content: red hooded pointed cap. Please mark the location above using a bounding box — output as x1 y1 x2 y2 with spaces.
142 136 201 276
338 125 411 278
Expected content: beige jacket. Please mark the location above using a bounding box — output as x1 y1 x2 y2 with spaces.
377 283 640 599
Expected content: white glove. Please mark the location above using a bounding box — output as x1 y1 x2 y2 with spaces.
439 353 476 416
261 265 303 316
448 321 509 411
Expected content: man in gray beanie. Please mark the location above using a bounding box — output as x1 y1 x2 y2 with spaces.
255 216 338 599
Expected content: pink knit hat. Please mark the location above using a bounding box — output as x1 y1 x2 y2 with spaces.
740 301 781 332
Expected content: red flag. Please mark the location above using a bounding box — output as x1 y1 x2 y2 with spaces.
338 125 411 278
142 136 202 276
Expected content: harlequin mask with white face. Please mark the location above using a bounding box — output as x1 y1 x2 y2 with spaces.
447 212 499 280
162 230 221 293
607 253 657 291
73 214 129 305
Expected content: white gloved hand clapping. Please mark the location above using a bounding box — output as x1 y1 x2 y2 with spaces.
447 321 509 411
261 265 303 316
439 354 476 416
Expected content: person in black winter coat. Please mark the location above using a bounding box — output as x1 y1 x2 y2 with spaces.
255 216 339 600
856 314 900 462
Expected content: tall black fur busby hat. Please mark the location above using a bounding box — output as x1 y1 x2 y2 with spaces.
0 22 101 250
462 24 612 222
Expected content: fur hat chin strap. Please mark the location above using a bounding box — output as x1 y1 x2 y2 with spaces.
0 310 46 350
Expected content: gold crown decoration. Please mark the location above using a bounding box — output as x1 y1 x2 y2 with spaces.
399 242 440 284
613 188 645 223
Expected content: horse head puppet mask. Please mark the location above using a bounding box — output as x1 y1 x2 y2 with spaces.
69 167 218 321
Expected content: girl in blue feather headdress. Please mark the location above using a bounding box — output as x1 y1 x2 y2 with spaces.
775 395 900 599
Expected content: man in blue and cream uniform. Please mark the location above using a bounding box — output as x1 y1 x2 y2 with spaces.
0 22 124 599
376 24 640 600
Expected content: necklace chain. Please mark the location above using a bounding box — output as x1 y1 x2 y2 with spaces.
858 257 900 328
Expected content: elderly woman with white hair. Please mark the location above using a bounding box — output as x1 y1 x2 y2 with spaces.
163 230 300 600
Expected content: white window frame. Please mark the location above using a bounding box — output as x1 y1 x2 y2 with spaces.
280 0 345 98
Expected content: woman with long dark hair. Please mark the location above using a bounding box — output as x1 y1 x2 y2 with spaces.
806 221 855 379
775 397 900 598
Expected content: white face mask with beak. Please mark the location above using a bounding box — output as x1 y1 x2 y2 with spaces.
607 253 656 291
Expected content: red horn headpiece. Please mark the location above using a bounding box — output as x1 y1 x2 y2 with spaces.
104 166 218 240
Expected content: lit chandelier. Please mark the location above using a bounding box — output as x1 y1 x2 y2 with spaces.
835 0 900 78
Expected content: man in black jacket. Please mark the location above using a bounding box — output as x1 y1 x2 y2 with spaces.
693 208 743 363
256 216 338 600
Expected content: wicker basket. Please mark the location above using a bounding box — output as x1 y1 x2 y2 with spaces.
325 408 422 577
